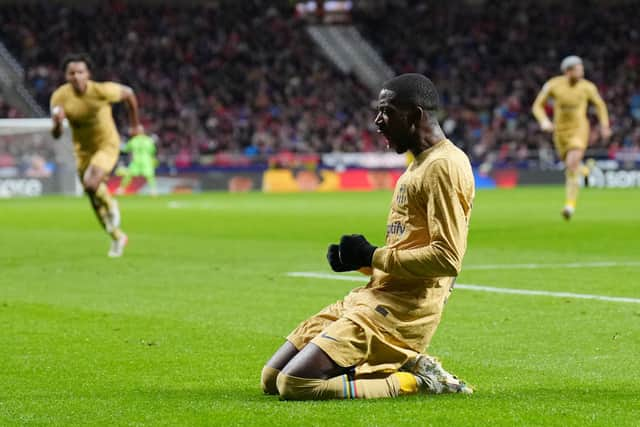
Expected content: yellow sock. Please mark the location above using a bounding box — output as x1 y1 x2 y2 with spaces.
565 170 579 208
87 194 107 230
110 228 124 241
276 373 401 400
95 182 114 211
88 191 123 240
393 372 418 395
95 182 125 239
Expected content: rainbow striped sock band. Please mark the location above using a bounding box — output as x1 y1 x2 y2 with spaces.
341 374 358 399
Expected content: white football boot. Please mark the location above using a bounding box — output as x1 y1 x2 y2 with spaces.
562 205 574 221
402 354 473 395
108 233 128 258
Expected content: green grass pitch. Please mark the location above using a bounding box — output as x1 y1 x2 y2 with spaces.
1 187 639 426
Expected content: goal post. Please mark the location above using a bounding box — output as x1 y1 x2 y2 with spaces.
0 118 78 197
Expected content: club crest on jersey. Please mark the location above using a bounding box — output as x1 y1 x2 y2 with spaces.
395 185 408 206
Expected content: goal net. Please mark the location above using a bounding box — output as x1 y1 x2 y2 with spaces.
0 118 78 197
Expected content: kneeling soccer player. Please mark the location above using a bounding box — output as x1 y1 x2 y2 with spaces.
261 73 475 400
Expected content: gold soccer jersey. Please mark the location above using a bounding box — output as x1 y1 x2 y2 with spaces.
348 139 474 352
50 81 123 173
532 76 609 158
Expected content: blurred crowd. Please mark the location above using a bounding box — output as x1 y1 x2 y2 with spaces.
0 137 56 178
357 0 640 166
0 0 639 168
0 0 383 169
0 94 22 119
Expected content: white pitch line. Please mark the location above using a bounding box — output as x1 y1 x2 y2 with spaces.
463 261 640 270
286 272 640 304
167 201 220 210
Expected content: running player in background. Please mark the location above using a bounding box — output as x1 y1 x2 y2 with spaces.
532 55 611 220
261 74 475 400
117 133 158 196
50 53 143 257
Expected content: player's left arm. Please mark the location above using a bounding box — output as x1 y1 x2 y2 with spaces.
371 160 472 278
119 85 144 136
98 82 144 136
588 83 611 139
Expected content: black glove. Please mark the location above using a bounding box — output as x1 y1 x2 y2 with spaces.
338 234 377 269
327 244 359 272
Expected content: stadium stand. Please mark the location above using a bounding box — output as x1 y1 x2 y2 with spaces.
0 1 382 169
0 93 22 118
1 0 638 167
355 0 640 166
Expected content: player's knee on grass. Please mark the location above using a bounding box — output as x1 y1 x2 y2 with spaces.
276 372 330 401
262 341 302 395
260 366 280 395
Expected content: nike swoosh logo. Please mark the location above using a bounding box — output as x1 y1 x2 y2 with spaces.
320 332 338 342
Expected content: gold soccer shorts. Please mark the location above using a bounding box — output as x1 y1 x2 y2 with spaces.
75 143 119 177
553 125 589 160
287 300 417 375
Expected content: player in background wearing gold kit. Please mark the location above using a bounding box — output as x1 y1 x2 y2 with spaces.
50 54 143 257
261 74 475 400
532 56 611 220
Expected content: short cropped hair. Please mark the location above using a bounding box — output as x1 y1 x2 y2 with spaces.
61 53 93 72
381 73 439 111
560 55 582 72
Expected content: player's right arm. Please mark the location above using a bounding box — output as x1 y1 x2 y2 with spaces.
532 80 554 132
50 90 64 139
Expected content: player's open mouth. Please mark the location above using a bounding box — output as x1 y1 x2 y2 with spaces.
378 129 393 144
377 128 389 139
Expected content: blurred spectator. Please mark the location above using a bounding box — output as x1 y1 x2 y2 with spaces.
0 94 23 118
0 0 638 167
0 135 56 178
